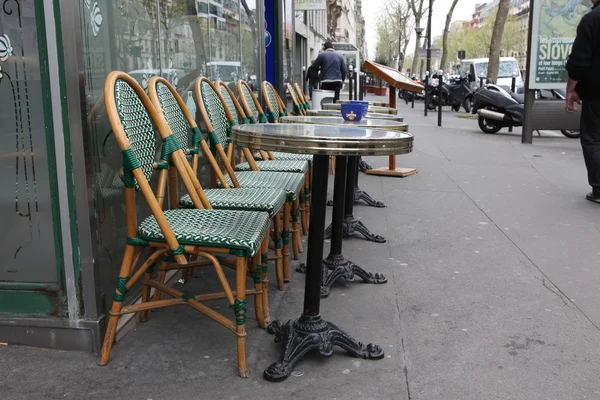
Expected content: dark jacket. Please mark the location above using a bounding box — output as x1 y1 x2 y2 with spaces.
312 49 346 83
305 65 320 84
566 2 600 101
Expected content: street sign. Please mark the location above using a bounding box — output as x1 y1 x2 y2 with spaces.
417 48 441 61
458 50 466 60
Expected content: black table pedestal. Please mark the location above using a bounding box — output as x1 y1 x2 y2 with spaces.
264 316 384 382
327 157 386 208
325 156 386 243
264 155 384 382
358 156 372 173
296 156 387 297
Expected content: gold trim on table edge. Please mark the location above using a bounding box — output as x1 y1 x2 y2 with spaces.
279 117 408 132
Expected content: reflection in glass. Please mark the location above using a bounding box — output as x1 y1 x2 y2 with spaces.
78 0 261 311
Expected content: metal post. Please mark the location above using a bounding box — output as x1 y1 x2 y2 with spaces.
509 76 516 132
438 79 442 126
424 73 429 117
348 72 354 101
412 92 415 108
522 89 535 144
425 0 432 117
480 77 484 88
358 74 364 100
353 72 358 100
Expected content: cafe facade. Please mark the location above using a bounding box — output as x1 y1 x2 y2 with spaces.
0 0 295 352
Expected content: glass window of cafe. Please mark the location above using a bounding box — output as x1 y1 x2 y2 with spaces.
79 0 262 312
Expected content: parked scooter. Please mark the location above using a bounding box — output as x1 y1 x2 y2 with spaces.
472 83 525 133
472 84 579 138
426 73 473 112
399 75 424 103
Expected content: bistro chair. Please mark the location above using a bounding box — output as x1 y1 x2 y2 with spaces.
100 71 272 378
293 83 311 111
285 83 307 116
148 76 288 293
196 77 308 277
219 80 311 234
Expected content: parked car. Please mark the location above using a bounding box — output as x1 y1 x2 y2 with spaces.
460 57 524 92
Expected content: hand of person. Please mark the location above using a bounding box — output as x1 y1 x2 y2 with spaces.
566 89 581 112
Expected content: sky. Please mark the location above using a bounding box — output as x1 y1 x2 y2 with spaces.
363 0 483 59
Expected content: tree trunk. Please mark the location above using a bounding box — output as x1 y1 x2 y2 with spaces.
487 0 511 83
440 0 460 72
410 21 421 75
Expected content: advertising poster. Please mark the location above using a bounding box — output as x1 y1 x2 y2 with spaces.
528 0 590 89
295 0 327 11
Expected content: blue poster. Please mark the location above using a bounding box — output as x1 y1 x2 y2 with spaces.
264 0 276 84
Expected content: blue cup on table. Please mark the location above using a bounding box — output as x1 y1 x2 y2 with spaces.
350 100 369 117
341 103 364 121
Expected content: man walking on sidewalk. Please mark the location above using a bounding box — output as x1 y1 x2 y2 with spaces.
312 41 346 102
566 0 600 203
305 61 320 100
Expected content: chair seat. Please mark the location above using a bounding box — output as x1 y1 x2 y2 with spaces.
138 209 270 257
235 159 309 173
179 188 286 217
254 152 313 166
220 171 305 202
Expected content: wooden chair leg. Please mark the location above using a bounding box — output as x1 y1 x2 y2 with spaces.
235 257 249 378
331 156 336 174
251 251 266 329
152 257 170 305
261 237 271 324
273 212 285 290
99 246 136 366
283 202 291 282
301 187 309 236
292 199 303 258
138 265 154 322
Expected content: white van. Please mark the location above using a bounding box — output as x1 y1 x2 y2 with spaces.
460 57 523 92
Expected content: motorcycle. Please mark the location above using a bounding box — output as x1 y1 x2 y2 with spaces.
472 84 580 138
426 74 473 113
399 75 424 103
472 83 524 134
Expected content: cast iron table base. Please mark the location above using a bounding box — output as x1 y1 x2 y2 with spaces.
358 157 373 173
327 187 386 208
264 316 384 382
264 155 384 382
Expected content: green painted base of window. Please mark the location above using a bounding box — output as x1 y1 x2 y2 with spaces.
0 288 63 317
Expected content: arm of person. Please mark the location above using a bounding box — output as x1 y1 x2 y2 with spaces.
566 14 595 110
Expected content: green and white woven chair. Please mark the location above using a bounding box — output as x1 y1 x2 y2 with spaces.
101 71 272 378
196 77 308 281
148 76 289 292
294 82 311 111
217 80 311 230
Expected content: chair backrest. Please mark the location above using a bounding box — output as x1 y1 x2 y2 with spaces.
195 77 242 186
237 80 267 123
148 76 233 192
294 83 310 110
262 81 286 123
216 80 249 125
285 83 307 116
104 71 198 263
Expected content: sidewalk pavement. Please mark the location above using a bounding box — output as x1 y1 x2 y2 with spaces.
2 97 600 400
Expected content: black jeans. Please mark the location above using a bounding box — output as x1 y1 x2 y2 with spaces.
320 81 343 102
580 100 600 191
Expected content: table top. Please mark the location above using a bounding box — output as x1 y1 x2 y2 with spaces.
336 100 390 107
280 116 408 132
306 109 404 122
231 123 413 156
322 103 398 115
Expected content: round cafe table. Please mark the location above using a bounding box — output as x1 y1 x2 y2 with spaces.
232 123 413 382
280 116 408 240
322 102 398 115
307 109 404 122
336 99 390 107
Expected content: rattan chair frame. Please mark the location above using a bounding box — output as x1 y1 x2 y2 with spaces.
101 71 270 378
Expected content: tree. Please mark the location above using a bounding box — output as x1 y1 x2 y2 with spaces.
440 0 460 72
406 0 432 74
374 14 398 67
487 0 511 82
374 1 414 71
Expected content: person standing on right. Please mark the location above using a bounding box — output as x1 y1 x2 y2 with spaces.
566 0 600 203
312 41 346 102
